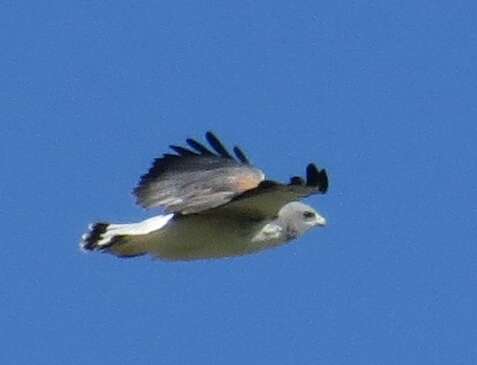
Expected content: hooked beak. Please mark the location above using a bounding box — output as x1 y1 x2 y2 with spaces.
315 214 327 227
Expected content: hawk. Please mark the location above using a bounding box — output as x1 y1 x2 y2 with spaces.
81 132 329 261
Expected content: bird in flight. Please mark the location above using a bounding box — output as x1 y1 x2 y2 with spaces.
81 132 329 261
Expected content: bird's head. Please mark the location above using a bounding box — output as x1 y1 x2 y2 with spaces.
278 201 326 238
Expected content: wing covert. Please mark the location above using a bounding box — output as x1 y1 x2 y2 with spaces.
213 163 328 219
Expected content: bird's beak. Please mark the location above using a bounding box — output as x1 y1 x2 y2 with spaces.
315 214 327 227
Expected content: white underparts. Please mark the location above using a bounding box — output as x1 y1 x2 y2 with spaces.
251 222 284 243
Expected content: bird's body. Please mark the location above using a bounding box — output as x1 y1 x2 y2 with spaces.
151 213 266 260
103 212 272 260
81 132 329 261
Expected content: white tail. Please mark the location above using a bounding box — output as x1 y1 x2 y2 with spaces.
80 214 174 256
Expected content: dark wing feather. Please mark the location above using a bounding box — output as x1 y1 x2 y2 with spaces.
133 132 265 214
186 138 214 155
212 163 328 219
169 145 199 156
233 146 250 164
205 131 233 159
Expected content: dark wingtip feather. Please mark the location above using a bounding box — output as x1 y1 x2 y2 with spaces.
233 146 250 164
205 131 233 159
186 138 214 155
306 163 328 193
318 169 329 193
169 145 198 157
306 164 319 185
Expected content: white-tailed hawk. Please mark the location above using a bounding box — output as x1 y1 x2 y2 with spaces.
81 132 329 260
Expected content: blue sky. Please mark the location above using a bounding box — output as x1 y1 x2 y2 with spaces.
2 1 476 364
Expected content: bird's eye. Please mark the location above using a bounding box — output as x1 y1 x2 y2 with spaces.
303 211 315 219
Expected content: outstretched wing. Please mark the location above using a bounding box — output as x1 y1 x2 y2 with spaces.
213 163 328 219
133 132 265 214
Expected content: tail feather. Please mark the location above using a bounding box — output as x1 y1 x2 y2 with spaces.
80 214 174 257
80 222 115 251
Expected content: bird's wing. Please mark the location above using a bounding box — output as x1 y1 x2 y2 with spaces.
133 132 265 214
213 163 328 219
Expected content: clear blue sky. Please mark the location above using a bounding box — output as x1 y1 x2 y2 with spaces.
2 1 476 364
